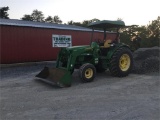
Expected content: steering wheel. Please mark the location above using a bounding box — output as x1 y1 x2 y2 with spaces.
95 39 103 44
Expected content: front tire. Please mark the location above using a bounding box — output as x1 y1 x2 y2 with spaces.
79 63 96 82
109 47 133 77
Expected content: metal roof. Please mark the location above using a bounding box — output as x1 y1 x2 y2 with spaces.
0 19 117 34
0 18 92 31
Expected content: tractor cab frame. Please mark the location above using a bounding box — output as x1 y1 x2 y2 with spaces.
89 20 125 47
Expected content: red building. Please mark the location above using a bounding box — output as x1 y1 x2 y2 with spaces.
0 19 116 64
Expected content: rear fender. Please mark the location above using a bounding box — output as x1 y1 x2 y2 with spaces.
106 43 130 60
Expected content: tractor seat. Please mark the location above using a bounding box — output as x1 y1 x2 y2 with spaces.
100 39 112 48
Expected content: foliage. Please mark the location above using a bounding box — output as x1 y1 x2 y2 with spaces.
0 6 9 19
67 20 74 25
21 15 33 21
21 9 44 22
53 15 62 24
145 16 160 47
21 9 43 22
31 10 44 22
45 16 54 23
67 18 100 27
21 10 62 24
45 15 62 24
120 16 160 48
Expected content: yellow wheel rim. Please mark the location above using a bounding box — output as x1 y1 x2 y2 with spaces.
85 68 93 79
119 54 131 71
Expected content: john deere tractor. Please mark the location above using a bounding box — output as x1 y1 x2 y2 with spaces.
36 20 133 87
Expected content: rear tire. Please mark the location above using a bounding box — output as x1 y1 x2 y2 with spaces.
109 47 133 77
79 63 96 82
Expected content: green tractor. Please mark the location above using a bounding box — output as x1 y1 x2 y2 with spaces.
36 20 133 87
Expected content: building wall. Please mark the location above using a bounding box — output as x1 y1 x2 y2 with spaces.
1 25 116 64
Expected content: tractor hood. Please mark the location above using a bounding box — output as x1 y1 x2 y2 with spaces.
66 45 92 52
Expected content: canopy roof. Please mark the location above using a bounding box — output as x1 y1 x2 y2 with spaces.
88 20 125 29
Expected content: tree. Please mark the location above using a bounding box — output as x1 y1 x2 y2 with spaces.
21 9 44 22
81 18 100 27
67 20 81 26
67 18 100 27
31 9 44 22
0 6 9 19
120 16 160 48
81 20 92 27
21 10 62 24
53 15 62 24
72 22 82 26
147 16 160 38
117 18 123 21
146 16 160 47
21 15 33 21
68 20 74 25
45 15 62 24
90 18 100 23
45 16 54 23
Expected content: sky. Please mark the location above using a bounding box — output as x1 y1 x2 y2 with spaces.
1 0 160 26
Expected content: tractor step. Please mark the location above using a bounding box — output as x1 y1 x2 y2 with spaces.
99 56 107 60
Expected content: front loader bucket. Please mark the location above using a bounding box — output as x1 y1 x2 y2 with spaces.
35 67 72 87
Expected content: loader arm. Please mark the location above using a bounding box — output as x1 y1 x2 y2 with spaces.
56 46 95 73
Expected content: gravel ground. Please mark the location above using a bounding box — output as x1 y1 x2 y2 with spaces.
0 63 160 120
0 47 160 120
132 47 160 74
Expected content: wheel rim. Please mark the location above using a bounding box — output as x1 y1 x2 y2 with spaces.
85 68 93 79
119 54 131 71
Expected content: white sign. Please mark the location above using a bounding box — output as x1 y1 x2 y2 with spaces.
52 34 72 47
